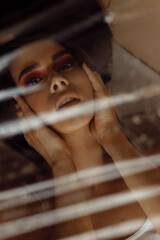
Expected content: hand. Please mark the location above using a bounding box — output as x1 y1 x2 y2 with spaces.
14 96 74 176
82 63 120 143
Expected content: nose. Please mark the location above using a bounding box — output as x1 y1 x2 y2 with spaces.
49 73 69 94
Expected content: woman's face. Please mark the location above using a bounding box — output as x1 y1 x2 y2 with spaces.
10 39 94 134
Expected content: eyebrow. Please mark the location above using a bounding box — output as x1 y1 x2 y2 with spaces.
18 50 71 82
18 64 40 82
52 50 71 61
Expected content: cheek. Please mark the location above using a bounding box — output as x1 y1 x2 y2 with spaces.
70 70 94 98
12 76 47 113
25 96 41 112
79 73 94 99
24 92 47 113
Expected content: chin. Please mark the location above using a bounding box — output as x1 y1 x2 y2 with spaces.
52 113 93 134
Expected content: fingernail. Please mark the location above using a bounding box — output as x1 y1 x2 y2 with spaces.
13 95 21 102
13 95 18 101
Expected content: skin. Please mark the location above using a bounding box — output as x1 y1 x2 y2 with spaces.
10 39 94 134
10 39 160 239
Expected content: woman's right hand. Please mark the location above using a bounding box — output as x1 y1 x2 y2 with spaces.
14 96 96 235
14 96 75 177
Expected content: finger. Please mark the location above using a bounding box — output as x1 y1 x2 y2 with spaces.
89 120 96 136
14 97 61 144
16 109 24 118
14 95 33 117
14 102 23 118
14 103 20 111
82 62 106 92
14 96 43 135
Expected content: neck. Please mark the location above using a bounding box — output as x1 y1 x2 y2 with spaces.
62 125 94 151
61 125 104 170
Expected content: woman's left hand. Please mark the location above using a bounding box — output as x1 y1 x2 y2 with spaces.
82 63 120 144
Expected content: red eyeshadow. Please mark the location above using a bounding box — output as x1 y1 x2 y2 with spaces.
52 54 75 71
19 69 45 86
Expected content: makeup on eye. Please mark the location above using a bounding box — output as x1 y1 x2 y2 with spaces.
19 69 45 87
52 54 76 72
18 54 76 87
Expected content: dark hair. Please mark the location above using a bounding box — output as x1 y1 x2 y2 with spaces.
0 0 113 171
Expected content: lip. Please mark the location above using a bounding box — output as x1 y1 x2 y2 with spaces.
56 91 80 110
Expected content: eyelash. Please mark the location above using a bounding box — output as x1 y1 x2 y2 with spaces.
53 56 76 72
20 56 76 87
20 71 45 87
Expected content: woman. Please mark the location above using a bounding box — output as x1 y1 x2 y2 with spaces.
1 1 160 239
6 35 160 240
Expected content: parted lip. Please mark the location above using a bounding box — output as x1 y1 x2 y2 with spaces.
56 91 80 110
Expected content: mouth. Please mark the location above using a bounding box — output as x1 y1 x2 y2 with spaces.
56 92 80 110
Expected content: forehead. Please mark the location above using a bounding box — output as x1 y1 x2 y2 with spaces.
10 39 65 77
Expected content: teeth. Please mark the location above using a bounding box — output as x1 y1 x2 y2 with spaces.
60 98 75 108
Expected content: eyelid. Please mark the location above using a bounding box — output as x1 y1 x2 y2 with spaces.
53 54 73 64
19 69 45 86
52 55 75 71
